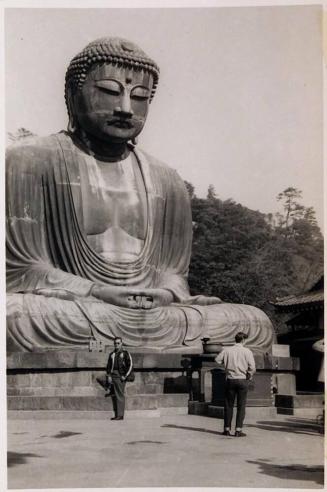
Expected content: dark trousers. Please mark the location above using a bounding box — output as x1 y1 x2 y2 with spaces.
224 378 249 429
111 372 126 418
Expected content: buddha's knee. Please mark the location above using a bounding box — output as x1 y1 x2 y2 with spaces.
203 302 275 348
7 293 25 320
205 302 272 326
7 293 30 351
7 293 93 352
7 292 85 319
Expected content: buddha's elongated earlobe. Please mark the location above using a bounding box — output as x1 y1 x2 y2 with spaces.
66 89 77 133
67 115 76 133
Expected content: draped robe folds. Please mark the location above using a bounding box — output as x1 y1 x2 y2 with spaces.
6 132 275 352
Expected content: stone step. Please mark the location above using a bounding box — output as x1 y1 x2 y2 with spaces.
7 383 164 397
188 401 277 419
275 394 324 408
7 393 189 411
275 393 324 419
276 407 324 418
8 407 189 419
207 405 277 419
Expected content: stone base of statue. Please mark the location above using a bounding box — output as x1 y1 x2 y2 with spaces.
7 350 195 414
7 346 299 416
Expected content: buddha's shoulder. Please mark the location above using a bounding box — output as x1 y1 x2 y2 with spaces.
6 133 66 173
6 133 62 154
137 148 180 176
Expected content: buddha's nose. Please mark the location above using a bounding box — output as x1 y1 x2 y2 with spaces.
114 93 133 119
113 108 133 119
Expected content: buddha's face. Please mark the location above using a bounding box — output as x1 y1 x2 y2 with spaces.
72 63 153 143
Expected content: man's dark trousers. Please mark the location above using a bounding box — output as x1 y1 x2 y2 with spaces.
224 378 249 429
112 372 126 418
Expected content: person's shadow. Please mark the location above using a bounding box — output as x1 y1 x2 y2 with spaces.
246 459 324 486
7 451 43 468
161 424 222 436
246 418 323 436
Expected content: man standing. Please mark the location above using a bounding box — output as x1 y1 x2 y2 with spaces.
215 332 256 437
106 337 133 420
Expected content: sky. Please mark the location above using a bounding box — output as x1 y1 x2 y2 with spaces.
5 4 324 227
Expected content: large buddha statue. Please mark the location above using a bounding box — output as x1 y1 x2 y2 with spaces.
6 37 274 353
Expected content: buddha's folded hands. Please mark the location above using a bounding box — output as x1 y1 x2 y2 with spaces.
91 285 174 309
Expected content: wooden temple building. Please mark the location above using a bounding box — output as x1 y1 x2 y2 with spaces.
272 275 324 393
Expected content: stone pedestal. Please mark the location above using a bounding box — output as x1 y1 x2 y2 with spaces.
211 370 273 407
186 352 300 418
272 343 290 357
7 350 193 413
7 347 301 417
273 373 297 395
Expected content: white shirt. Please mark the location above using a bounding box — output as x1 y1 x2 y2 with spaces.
215 343 256 379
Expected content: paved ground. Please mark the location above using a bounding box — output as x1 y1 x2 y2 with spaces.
7 412 324 489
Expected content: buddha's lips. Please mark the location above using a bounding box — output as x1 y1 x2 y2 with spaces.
107 120 133 129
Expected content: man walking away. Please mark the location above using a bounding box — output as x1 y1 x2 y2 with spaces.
106 337 133 420
215 332 256 437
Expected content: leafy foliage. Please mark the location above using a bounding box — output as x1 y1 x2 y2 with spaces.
7 128 36 145
187 184 323 332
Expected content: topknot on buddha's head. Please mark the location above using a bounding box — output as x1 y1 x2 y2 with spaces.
65 37 160 104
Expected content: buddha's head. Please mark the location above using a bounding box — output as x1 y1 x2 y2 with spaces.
65 37 160 145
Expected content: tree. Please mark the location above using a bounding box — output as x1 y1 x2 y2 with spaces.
187 182 323 332
207 184 217 200
7 128 36 145
276 187 313 232
188 192 276 307
184 180 196 199
274 187 323 291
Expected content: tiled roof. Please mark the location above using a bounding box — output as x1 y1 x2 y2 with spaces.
272 290 324 308
308 273 324 292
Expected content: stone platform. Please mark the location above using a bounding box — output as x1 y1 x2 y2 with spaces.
7 350 195 412
275 393 324 418
7 349 301 416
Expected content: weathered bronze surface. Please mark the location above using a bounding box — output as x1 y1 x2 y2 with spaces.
6 37 274 352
